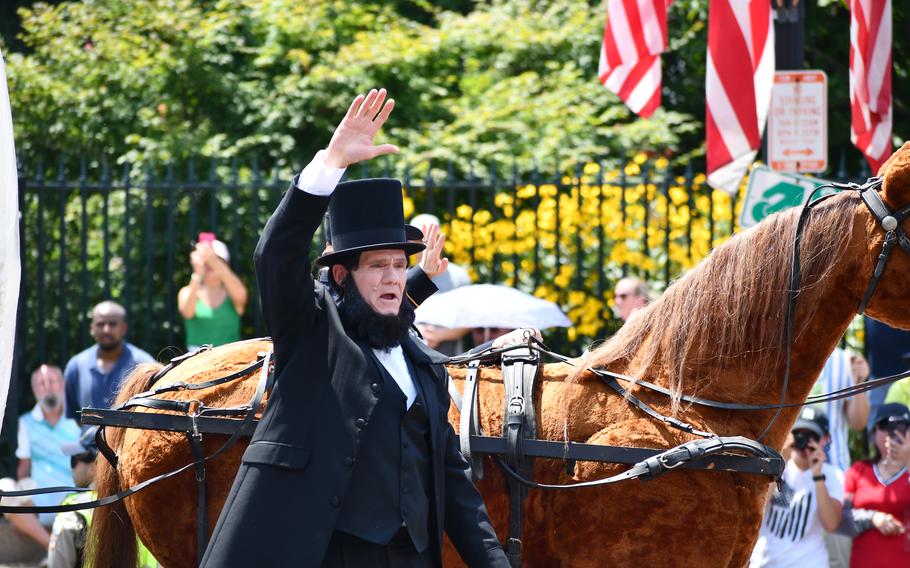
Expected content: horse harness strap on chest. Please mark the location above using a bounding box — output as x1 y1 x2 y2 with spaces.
499 347 539 568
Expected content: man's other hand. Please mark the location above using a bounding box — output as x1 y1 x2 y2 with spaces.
492 328 542 349
324 88 399 169
418 223 449 278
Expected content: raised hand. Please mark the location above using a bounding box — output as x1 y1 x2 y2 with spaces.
324 89 399 169
418 223 449 278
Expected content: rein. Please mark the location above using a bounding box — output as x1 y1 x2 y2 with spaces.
758 176 908 440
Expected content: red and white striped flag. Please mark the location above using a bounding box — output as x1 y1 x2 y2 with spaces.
850 0 892 174
599 0 672 118
705 0 774 194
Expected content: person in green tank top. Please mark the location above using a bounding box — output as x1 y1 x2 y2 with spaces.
178 236 248 350
49 427 158 568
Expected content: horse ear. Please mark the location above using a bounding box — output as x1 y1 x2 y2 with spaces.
880 142 910 207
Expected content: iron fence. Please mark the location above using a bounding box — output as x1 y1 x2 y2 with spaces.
12 155 741 382
5 153 873 477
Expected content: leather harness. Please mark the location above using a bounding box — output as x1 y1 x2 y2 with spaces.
4 177 910 567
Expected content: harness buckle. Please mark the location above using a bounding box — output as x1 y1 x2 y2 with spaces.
658 449 689 470
507 396 524 416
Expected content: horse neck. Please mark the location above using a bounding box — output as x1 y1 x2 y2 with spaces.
727 244 866 447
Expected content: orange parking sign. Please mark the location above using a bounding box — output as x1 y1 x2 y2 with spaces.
768 71 828 173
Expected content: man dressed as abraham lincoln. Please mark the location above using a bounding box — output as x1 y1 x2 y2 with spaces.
200 89 513 567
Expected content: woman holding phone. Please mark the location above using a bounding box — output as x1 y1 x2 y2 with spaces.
177 233 248 350
841 402 910 567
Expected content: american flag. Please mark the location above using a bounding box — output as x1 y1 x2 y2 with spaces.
850 0 892 174
598 0 672 118
705 0 774 195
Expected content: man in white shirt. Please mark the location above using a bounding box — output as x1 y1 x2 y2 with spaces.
750 407 845 568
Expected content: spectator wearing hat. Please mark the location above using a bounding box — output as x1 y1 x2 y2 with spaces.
48 427 157 568
200 89 511 568
750 407 845 568
838 403 910 568
178 235 249 350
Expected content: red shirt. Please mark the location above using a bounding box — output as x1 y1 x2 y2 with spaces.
844 460 910 568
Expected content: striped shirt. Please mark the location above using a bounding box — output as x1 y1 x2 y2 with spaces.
809 348 853 472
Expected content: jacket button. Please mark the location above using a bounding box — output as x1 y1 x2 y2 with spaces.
355 418 367 429
402 487 408 494
371 383 382 394
330 496 341 507
343 456 354 467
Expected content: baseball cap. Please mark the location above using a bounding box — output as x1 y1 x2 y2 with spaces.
61 426 99 457
873 402 910 427
792 407 829 438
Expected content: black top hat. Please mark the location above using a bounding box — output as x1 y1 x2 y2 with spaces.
324 215 423 245
316 178 426 267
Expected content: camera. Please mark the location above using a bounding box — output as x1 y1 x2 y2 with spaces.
792 430 819 450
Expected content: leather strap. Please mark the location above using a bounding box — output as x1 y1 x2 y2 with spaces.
187 431 208 567
491 436 782 491
500 348 539 568
0 350 274 515
459 360 484 481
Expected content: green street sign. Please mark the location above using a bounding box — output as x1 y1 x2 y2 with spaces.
740 166 834 228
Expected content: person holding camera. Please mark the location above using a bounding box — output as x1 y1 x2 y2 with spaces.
839 403 910 567
750 407 845 567
178 234 248 350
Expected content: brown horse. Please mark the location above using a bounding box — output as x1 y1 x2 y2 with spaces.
90 143 910 567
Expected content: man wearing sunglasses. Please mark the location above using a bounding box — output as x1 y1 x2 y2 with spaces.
612 277 651 323
750 407 845 567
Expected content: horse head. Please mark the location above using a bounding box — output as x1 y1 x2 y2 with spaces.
858 141 910 329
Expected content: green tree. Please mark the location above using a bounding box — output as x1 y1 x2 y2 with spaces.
5 0 701 174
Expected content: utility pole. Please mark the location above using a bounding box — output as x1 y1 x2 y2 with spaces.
775 0 806 71
763 0 806 162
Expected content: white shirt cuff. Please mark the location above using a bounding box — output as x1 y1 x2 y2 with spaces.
296 150 346 196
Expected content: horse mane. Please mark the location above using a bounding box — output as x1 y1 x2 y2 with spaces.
89 362 164 568
574 192 859 411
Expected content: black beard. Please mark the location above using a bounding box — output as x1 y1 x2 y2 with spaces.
339 280 414 351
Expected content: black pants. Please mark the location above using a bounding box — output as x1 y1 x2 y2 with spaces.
322 529 435 568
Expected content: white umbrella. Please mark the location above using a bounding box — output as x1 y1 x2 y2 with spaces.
415 284 571 329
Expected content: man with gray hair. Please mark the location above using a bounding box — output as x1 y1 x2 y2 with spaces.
63 301 153 420
613 276 651 323
0 365 80 548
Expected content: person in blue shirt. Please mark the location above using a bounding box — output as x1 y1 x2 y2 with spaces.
0 365 80 549
63 301 154 421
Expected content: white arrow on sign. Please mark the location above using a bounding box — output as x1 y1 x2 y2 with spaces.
740 166 837 229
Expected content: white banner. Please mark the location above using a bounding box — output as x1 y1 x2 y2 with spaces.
0 48 20 432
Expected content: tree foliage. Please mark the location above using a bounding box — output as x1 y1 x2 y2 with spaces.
5 0 701 175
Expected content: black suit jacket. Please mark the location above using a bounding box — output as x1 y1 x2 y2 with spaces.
201 184 507 568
